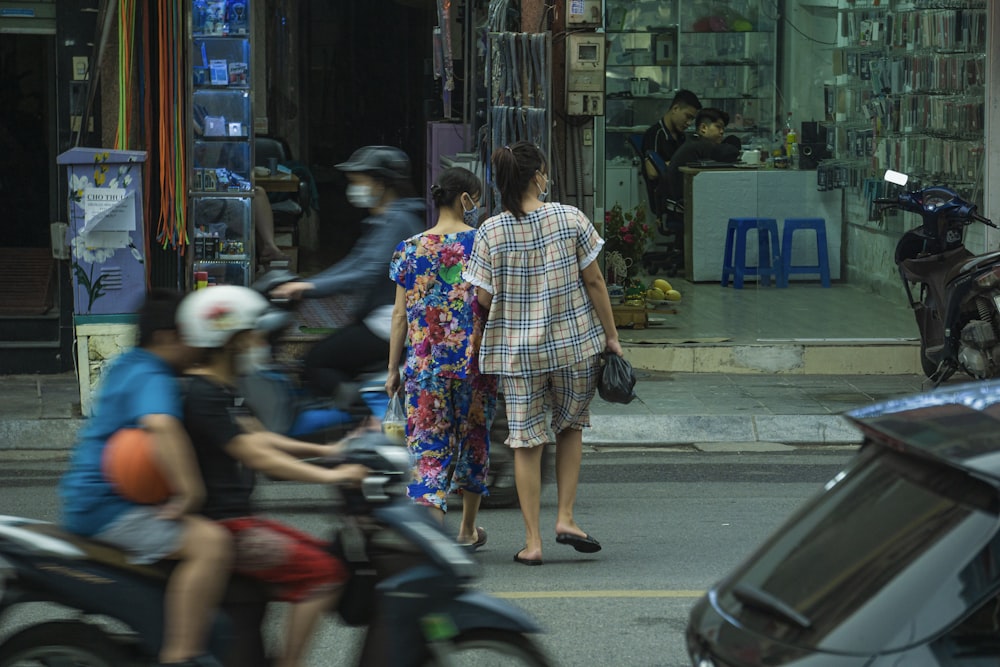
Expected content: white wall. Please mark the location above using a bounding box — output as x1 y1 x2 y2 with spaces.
781 1 838 124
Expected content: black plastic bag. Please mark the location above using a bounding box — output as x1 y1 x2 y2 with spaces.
598 352 637 404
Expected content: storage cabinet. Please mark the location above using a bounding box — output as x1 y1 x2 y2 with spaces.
187 0 255 288
598 0 777 211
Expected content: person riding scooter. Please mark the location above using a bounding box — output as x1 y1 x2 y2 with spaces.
175 285 369 667
270 146 425 401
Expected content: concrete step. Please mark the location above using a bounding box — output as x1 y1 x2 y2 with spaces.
624 340 920 375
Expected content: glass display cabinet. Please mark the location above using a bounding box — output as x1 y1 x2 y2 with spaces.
597 0 777 214
187 0 254 288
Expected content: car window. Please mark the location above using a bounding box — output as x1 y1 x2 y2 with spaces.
716 446 1000 654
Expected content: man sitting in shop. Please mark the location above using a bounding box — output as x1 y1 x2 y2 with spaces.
641 89 702 207
664 107 742 210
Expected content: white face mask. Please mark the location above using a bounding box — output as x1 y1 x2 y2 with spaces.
461 193 480 227
235 345 272 375
346 184 381 209
536 173 549 202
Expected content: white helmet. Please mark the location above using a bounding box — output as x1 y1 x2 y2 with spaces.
177 285 289 348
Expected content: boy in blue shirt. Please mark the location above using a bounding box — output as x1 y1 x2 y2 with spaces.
60 289 232 667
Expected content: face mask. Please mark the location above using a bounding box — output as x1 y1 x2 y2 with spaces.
235 345 272 375
346 184 380 209
536 173 549 202
462 195 480 227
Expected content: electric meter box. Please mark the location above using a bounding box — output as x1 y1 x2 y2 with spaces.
566 0 601 25
566 33 605 115
57 147 148 316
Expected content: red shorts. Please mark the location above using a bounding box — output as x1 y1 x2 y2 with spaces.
218 516 347 603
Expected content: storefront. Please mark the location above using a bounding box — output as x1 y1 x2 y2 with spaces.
2 0 997 378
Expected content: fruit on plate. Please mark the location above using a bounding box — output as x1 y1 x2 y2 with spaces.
646 287 666 300
665 289 682 301
652 279 672 293
624 297 645 307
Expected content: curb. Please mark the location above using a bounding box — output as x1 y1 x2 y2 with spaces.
0 414 864 452
586 413 862 446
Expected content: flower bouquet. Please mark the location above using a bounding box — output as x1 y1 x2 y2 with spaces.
603 202 651 284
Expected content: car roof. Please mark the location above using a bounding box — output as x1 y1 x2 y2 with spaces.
846 380 1000 480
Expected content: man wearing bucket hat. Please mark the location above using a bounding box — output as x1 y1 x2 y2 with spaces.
271 146 425 399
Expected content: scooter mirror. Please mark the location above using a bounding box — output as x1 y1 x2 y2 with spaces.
884 169 909 186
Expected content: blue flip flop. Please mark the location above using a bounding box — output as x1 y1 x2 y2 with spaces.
556 532 602 553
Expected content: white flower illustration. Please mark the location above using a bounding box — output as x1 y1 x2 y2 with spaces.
69 173 92 204
108 166 133 189
71 232 116 264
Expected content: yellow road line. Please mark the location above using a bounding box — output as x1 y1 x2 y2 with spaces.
494 590 704 600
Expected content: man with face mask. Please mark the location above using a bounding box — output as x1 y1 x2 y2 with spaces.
271 146 425 399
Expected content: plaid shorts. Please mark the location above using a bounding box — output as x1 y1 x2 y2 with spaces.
500 355 601 448
219 516 347 602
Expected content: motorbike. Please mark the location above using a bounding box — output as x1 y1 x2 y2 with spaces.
246 269 391 442
687 379 1000 666
876 169 1000 383
0 433 553 666
251 269 523 508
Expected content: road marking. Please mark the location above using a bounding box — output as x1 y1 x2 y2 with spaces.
494 590 704 600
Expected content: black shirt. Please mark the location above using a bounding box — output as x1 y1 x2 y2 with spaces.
665 134 742 205
642 119 687 212
182 375 256 520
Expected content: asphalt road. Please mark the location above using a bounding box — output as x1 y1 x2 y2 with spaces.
0 447 857 666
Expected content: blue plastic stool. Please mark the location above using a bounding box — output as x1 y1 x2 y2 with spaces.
779 218 831 288
721 217 781 288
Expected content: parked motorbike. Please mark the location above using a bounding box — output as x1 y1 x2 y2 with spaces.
687 379 1000 666
0 433 552 666
876 170 1000 383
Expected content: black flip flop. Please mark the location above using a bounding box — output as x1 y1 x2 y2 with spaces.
514 549 543 566
555 532 602 553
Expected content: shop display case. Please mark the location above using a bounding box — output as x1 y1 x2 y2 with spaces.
824 0 985 208
187 0 254 288
598 0 776 213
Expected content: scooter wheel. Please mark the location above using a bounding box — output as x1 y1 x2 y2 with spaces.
0 621 135 667
423 629 552 666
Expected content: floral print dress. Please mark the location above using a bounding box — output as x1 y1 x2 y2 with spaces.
389 231 497 510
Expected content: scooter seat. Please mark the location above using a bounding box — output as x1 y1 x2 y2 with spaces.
17 520 172 580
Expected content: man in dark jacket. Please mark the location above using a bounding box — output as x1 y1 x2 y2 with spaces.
665 108 742 207
272 146 424 397
641 89 702 210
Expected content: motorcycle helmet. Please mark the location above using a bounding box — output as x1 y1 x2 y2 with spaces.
335 145 411 183
177 285 290 348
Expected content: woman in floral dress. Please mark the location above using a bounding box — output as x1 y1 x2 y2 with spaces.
387 167 497 548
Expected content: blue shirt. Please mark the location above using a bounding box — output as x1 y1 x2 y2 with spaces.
59 347 183 535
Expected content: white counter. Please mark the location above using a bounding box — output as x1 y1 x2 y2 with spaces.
681 168 842 283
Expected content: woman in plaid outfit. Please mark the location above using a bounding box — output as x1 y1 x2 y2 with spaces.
464 141 623 566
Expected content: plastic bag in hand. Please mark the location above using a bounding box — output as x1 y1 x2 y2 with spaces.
597 352 637 404
382 392 407 444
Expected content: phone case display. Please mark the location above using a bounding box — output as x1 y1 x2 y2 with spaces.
825 0 985 202
188 0 254 288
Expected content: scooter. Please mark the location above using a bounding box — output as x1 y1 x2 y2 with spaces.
246 269 390 442
876 170 1000 383
0 433 552 666
251 269 524 507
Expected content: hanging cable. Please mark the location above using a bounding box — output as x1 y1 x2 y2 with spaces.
155 0 186 254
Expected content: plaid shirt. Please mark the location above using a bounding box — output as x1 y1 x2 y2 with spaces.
463 203 605 376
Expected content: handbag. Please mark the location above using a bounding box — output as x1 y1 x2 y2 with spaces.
597 352 637 404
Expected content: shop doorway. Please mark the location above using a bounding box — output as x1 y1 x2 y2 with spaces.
0 31 58 313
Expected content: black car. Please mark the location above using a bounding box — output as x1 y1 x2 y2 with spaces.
687 381 1000 666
